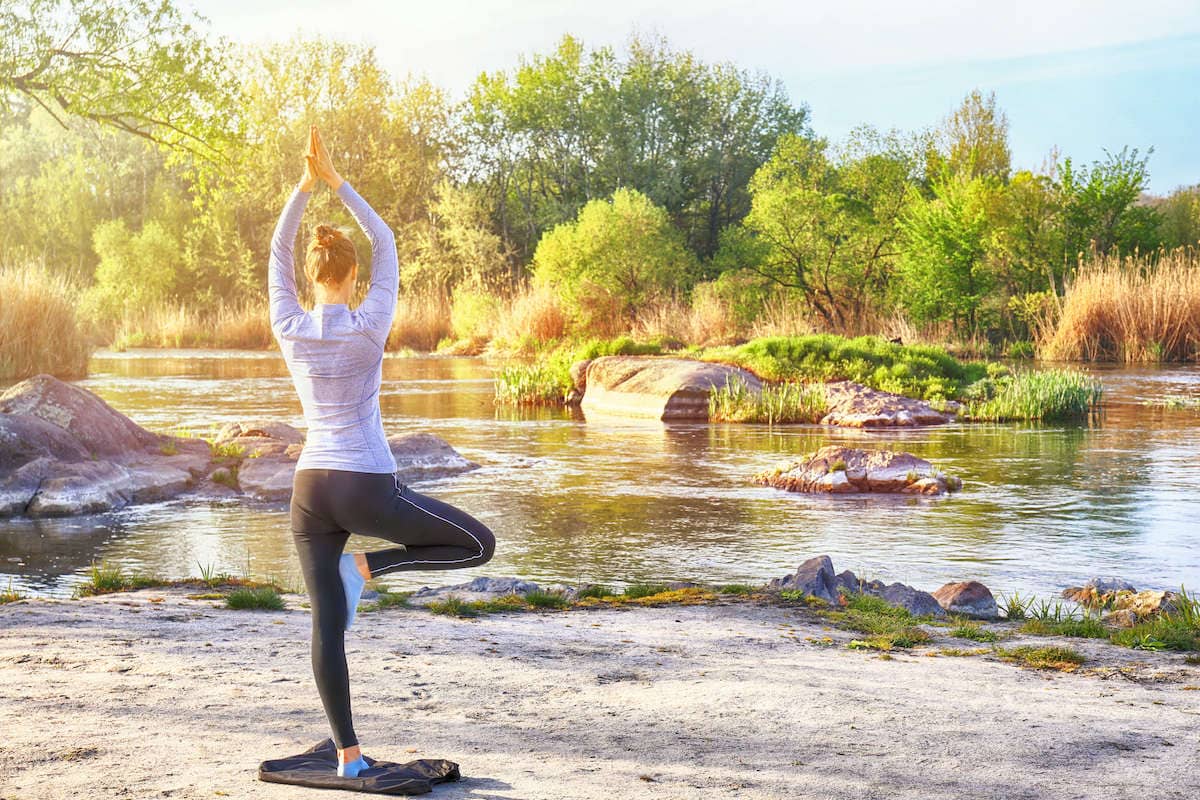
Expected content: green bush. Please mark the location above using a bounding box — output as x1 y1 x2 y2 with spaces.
532 188 697 332
80 219 180 323
700 334 991 400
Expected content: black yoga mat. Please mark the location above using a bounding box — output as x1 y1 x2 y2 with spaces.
258 738 461 795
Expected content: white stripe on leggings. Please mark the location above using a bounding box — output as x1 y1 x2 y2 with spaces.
371 474 486 573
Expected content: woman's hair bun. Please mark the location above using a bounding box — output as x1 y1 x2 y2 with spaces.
313 224 340 248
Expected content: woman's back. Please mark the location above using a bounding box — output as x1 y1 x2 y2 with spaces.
268 180 399 474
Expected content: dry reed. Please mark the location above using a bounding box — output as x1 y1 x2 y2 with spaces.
0 264 92 379
1043 248 1200 362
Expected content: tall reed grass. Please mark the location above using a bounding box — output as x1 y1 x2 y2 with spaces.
0 264 92 379
708 375 828 424
1042 247 1200 362
963 368 1103 422
108 299 274 350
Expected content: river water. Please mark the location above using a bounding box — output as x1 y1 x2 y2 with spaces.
2 351 1199 602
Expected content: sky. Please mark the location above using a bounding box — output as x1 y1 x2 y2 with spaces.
190 0 1200 192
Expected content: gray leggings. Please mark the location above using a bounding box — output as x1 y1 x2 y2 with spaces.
290 468 496 749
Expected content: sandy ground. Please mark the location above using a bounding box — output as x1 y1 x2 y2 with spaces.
1 588 1199 800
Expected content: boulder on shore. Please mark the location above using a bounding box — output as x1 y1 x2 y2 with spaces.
820 381 951 428
1061 579 1183 627
578 356 761 420
753 445 961 495
405 576 544 606
932 581 999 620
765 554 947 618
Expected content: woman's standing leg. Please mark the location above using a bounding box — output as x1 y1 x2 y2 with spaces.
291 471 359 751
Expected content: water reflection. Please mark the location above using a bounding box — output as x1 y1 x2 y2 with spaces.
1 352 1198 600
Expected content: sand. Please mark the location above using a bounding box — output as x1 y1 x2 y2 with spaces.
1 588 1198 800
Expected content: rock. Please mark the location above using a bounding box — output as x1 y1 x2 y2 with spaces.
768 556 945 617
0 375 214 517
236 455 300 502
932 581 999 620
753 445 961 495
389 433 480 483
820 381 950 428
1061 577 1138 607
878 582 945 618
766 555 839 603
405 576 542 606
579 356 762 420
1100 590 1182 627
569 359 593 394
0 373 161 457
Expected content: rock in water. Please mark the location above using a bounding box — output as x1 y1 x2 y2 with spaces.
0 374 212 517
753 445 961 495
579 356 762 420
932 581 999 620
820 381 950 427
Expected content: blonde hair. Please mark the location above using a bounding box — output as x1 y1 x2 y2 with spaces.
305 225 357 286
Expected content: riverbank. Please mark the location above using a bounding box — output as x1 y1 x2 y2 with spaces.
2 587 1197 800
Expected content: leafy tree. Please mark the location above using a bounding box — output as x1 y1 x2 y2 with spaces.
1058 146 1158 259
0 0 239 159
532 188 696 332
932 89 1011 181
736 128 919 329
990 169 1064 295
403 180 511 296
897 171 999 335
81 218 179 321
1152 185 1200 249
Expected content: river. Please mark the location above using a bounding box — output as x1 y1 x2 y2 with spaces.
2 351 1199 602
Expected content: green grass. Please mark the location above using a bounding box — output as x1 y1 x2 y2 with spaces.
493 335 668 406
358 587 412 613
211 466 239 489
698 334 994 401
1021 616 1109 639
576 584 617 599
523 589 571 609
949 621 1000 642
73 560 165 597
995 645 1087 671
963 368 1103 421
210 441 247 459
716 583 758 595
225 586 285 611
827 592 934 649
707 375 827 424
426 593 529 617
622 583 669 599
1108 588 1200 651
1141 394 1200 409
0 578 25 604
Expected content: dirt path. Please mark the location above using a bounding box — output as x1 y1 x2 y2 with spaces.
1 589 1198 800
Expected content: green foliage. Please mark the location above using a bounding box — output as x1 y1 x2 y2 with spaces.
225 586 285 611
622 583 669 599
0 578 26 604
963 368 1102 421
73 560 163 597
995 645 1086 670
523 589 570 609
739 128 919 329
1059 146 1158 259
576 584 617 599
700 334 990 401
949 622 999 643
81 220 180 323
707 375 827 424
897 170 999 336
533 188 697 332
830 593 932 649
931 89 1012 181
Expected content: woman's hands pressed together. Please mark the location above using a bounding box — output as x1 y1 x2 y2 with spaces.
298 125 344 193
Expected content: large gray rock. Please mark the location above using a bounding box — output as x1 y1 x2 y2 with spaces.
932 581 999 620
579 356 762 420
753 445 961 495
0 374 160 456
820 381 950 428
766 555 839 603
0 375 212 517
390 433 480 483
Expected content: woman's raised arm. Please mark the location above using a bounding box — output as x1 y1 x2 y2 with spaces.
267 184 312 340
334 181 397 344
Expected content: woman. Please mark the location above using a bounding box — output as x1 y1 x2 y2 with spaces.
269 125 496 778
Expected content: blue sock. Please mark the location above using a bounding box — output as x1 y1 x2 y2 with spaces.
338 553 366 630
337 754 370 778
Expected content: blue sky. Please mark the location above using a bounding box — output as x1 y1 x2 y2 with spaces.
192 0 1200 192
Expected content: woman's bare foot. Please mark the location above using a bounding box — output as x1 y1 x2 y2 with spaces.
354 552 370 580
337 743 361 764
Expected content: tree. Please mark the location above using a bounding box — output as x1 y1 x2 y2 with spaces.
0 0 239 159
1058 146 1157 259
932 89 1011 181
897 171 998 335
532 188 696 333
736 128 919 330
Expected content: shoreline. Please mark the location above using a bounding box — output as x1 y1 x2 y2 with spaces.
2 587 1198 800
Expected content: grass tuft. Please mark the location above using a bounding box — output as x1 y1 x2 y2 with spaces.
995 645 1086 671
225 586 285 611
